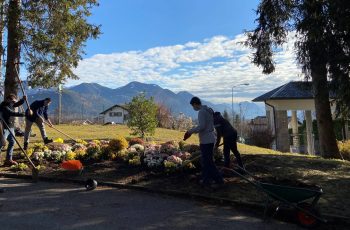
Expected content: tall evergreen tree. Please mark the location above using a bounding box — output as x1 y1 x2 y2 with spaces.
245 0 350 159
2 0 100 97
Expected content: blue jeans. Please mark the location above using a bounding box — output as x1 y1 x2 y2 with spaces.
0 128 15 160
200 143 223 185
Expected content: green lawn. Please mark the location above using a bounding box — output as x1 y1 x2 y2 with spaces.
25 124 199 144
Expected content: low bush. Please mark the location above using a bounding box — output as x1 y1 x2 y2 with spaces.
338 140 350 160
128 137 144 146
109 136 128 152
248 129 274 149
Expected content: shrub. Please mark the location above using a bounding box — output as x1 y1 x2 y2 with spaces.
164 140 179 149
35 165 46 171
182 160 196 170
108 136 128 152
127 94 158 138
10 163 28 171
248 129 274 149
92 139 101 146
65 151 76 160
338 140 350 160
183 144 200 153
47 143 72 152
178 141 186 151
130 144 144 152
86 145 101 160
164 160 177 173
72 143 87 152
50 151 65 162
31 151 44 161
54 138 64 143
166 155 182 165
160 142 178 154
128 156 141 166
99 145 115 160
76 139 88 145
33 143 46 152
115 149 128 161
75 149 87 161
26 148 34 158
128 137 144 146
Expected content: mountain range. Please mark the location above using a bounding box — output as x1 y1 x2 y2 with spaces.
25 81 265 121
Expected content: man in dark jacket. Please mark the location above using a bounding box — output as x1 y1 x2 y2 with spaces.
0 94 26 166
23 98 53 149
213 112 244 170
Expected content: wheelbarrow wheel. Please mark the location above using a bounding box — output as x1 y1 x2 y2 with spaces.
296 202 319 228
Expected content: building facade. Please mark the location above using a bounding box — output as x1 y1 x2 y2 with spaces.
100 105 129 124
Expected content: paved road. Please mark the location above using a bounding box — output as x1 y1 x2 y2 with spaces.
0 178 302 230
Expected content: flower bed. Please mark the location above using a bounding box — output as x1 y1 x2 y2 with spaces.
19 136 219 174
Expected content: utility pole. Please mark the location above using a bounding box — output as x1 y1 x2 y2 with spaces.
58 84 62 124
231 83 249 125
239 103 243 138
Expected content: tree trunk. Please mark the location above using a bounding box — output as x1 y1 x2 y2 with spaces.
4 0 21 98
310 46 340 159
0 0 4 98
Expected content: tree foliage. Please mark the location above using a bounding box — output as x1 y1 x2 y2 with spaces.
127 94 158 138
1 0 100 96
245 0 350 158
223 110 230 123
245 0 350 116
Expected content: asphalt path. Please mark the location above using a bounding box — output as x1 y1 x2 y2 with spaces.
0 178 303 230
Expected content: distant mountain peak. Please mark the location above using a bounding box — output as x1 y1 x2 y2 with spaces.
26 81 265 119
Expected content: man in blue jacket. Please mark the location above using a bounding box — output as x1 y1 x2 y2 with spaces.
23 98 53 149
184 97 224 188
0 94 26 166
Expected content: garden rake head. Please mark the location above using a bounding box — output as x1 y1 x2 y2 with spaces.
31 167 39 182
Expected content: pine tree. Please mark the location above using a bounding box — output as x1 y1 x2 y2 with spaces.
245 0 350 158
3 0 100 97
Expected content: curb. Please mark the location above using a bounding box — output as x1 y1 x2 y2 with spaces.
1 172 349 227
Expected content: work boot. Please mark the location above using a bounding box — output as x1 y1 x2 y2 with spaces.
44 137 53 144
23 142 28 150
3 159 18 167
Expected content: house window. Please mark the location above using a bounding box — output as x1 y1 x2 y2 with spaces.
109 112 122 117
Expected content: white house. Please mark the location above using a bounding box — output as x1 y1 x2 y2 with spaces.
100 105 129 124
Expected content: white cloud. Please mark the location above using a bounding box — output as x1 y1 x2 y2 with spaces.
70 32 302 103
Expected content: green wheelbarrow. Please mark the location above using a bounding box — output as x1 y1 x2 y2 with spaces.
224 167 327 228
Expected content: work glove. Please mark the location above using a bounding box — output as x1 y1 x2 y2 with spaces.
183 131 191 141
27 109 33 116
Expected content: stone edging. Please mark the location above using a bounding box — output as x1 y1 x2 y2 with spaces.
1 172 349 227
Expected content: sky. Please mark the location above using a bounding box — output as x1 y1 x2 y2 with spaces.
69 0 304 103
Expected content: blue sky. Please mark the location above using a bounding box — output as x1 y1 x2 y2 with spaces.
70 0 303 103
85 0 259 56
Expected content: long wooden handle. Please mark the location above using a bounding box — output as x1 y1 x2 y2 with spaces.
14 64 31 109
38 115 77 142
